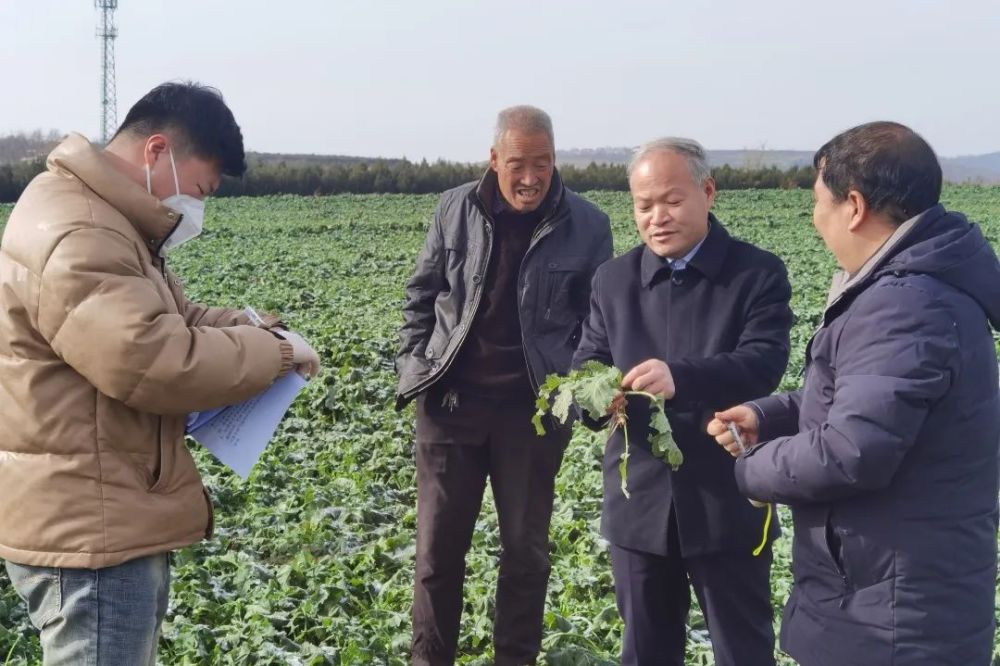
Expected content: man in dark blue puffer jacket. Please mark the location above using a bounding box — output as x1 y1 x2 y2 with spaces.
709 121 1000 666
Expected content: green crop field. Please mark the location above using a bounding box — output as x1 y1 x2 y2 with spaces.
0 187 998 665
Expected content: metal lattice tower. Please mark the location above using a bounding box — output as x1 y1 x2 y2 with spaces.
95 0 119 144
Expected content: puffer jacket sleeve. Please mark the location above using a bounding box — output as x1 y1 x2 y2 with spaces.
396 203 446 373
747 390 803 442
735 279 959 504
36 227 289 415
181 299 286 330
181 301 247 328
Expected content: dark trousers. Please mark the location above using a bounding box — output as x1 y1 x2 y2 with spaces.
411 388 568 666
610 514 775 666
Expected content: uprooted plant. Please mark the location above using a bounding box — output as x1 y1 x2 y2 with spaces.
532 360 683 498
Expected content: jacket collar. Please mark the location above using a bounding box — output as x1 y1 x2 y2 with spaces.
47 133 181 252
473 166 566 222
822 204 946 318
640 213 730 288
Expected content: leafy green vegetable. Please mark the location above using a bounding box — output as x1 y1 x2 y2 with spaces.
533 360 682 498
1 186 994 664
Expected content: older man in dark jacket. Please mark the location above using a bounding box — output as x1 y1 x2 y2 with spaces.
396 105 612 666
711 122 1000 666
573 137 793 666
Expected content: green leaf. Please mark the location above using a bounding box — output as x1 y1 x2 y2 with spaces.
531 411 546 436
568 361 621 419
650 430 683 470
539 372 563 395
648 404 671 444
552 385 575 424
532 361 684 497
645 396 683 471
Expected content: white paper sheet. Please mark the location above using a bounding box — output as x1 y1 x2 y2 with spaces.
188 373 308 479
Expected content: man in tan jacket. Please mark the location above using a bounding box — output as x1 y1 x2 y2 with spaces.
0 81 320 665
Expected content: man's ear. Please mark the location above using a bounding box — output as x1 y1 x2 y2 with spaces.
143 134 169 168
489 146 499 173
846 190 869 232
703 177 717 209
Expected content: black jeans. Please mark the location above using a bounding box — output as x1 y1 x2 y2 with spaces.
411 387 568 666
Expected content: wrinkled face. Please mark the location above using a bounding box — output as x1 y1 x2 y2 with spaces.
144 134 221 201
629 150 715 258
812 170 854 270
490 129 554 213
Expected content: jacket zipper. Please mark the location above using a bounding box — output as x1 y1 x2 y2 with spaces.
156 214 184 259
407 215 496 397
156 254 213 536
516 207 566 393
543 272 556 321
407 188 565 398
153 256 169 490
154 415 163 485
442 389 460 412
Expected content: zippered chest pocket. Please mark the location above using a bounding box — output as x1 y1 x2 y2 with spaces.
538 256 589 328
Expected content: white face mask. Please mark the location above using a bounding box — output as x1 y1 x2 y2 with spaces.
145 148 205 256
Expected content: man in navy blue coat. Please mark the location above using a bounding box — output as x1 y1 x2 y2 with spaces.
573 137 793 666
711 122 1000 666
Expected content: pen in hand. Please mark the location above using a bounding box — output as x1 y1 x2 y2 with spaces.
726 421 767 508
727 421 747 455
244 306 266 328
245 306 320 379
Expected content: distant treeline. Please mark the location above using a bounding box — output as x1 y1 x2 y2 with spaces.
0 157 817 204
0 157 46 204
218 159 817 196
0 130 60 165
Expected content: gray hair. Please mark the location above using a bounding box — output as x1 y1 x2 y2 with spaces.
627 137 712 184
493 105 555 149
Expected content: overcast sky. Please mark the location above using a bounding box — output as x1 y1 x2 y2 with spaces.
2 0 998 161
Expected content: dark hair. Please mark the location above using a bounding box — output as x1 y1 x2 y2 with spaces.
114 81 246 178
813 121 941 224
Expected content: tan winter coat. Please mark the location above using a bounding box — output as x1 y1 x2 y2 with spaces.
0 133 294 568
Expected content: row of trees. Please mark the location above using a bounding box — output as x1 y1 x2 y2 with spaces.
0 130 60 165
0 158 46 204
219 158 817 196
0 157 816 204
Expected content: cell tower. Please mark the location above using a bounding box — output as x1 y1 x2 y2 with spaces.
95 0 119 144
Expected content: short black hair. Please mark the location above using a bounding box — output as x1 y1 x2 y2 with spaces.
814 121 942 224
114 81 246 178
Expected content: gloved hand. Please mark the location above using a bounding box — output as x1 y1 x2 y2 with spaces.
278 330 321 379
